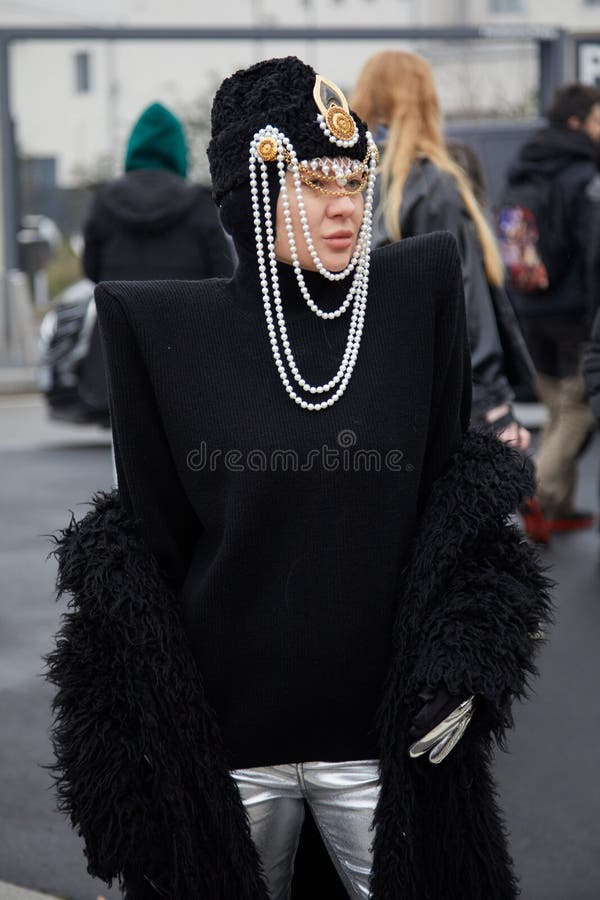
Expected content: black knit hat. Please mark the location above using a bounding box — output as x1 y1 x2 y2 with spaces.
208 56 369 204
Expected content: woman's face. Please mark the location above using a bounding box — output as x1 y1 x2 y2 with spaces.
274 171 364 273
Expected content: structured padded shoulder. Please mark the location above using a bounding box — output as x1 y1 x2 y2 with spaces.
95 276 230 320
371 231 463 306
372 229 461 269
97 227 462 331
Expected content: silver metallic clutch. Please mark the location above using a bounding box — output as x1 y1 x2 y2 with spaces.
408 696 475 764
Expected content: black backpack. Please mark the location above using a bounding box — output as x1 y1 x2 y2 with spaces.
497 174 571 294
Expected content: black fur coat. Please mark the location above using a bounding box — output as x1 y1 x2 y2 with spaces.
46 431 552 899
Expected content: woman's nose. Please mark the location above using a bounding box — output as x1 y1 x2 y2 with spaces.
327 194 356 218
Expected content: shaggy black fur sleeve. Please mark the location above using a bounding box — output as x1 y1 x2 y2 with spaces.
371 432 552 900
46 491 268 900
409 519 553 738
391 432 553 744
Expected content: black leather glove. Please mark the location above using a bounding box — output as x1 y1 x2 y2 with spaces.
409 685 464 738
408 684 475 764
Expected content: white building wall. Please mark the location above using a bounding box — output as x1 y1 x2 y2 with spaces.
469 0 600 29
12 40 113 184
2 0 599 188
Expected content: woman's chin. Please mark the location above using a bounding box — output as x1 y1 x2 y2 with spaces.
321 252 354 273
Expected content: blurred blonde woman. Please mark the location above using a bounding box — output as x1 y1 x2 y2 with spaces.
352 49 531 449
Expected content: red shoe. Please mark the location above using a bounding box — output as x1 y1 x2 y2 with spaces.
520 498 551 545
546 511 597 534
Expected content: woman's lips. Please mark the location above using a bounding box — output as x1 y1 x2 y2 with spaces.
323 232 354 250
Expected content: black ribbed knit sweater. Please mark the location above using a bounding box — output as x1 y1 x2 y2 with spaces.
95 231 471 769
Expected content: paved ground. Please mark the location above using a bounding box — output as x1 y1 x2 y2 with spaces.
0 882 68 900
1 394 599 899
0 396 116 900
0 369 37 396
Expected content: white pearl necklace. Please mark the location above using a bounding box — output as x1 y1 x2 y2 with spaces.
249 125 377 412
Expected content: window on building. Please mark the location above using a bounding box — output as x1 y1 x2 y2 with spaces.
74 52 91 93
490 0 524 11
22 157 57 191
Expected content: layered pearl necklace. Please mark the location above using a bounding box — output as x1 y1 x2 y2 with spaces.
249 125 377 412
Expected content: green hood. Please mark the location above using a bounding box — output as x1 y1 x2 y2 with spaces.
124 102 188 177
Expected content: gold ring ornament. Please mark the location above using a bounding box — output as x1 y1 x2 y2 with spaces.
257 136 279 162
313 74 359 148
325 106 356 142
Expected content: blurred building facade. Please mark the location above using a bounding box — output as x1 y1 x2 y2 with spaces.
2 0 600 195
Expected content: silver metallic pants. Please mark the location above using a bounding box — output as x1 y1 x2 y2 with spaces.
231 760 380 900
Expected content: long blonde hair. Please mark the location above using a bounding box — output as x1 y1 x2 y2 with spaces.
351 50 504 286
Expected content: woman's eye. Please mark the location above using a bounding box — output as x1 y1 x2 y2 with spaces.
346 178 363 191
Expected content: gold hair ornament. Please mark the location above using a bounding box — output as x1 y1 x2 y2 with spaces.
313 74 359 147
257 136 279 162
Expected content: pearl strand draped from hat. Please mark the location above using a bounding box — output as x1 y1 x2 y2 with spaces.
248 125 377 412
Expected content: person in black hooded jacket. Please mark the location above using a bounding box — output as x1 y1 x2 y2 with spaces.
82 101 233 282
504 83 600 541
80 102 234 479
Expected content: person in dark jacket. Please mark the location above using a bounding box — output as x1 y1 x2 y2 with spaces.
81 101 234 483
503 83 600 541
46 57 551 900
351 50 531 450
583 306 600 523
584 308 600 425
82 101 233 282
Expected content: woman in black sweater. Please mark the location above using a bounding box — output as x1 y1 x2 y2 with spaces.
47 57 551 900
